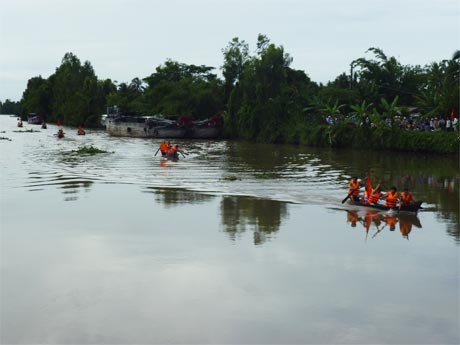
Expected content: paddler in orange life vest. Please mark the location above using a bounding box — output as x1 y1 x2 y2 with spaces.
159 140 168 156
367 184 383 205
348 177 360 202
77 124 85 135
400 188 414 205
385 187 399 208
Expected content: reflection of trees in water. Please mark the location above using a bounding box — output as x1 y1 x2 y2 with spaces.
59 180 93 202
345 210 423 240
144 187 214 207
220 196 288 245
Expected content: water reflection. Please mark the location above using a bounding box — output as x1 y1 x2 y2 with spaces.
143 187 214 207
220 196 288 245
59 180 94 202
26 170 94 202
345 210 422 240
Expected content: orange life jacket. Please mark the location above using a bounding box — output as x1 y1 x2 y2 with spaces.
385 191 398 207
348 179 359 196
369 190 382 204
400 191 414 205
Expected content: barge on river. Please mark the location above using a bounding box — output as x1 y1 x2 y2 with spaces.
105 114 223 139
27 113 42 124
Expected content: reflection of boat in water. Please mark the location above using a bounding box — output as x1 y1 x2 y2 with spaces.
348 199 423 213
346 210 422 239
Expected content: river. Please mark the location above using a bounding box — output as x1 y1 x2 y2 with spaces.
1 115 459 344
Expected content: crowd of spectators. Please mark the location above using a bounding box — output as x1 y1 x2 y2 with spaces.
325 114 459 132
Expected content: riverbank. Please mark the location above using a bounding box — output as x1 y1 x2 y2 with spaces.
277 123 460 155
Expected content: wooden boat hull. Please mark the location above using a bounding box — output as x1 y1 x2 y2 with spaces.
161 152 179 160
348 199 423 213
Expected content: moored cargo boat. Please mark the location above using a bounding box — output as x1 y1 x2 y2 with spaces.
27 113 42 124
105 114 223 139
106 115 187 138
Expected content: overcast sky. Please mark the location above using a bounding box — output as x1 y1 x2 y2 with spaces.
1 0 459 102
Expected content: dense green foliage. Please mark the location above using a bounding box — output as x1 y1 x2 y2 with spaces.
0 99 21 115
294 123 459 154
2 36 459 154
18 53 116 126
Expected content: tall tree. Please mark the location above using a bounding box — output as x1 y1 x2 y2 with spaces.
221 37 250 100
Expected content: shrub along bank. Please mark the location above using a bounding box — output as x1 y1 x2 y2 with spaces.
284 124 460 154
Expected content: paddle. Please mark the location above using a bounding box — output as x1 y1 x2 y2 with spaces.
154 147 161 156
178 150 186 158
342 193 352 204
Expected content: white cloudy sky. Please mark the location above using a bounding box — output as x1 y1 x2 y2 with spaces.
1 0 459 101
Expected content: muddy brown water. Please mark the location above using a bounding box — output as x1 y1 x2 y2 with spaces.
1 116 458 344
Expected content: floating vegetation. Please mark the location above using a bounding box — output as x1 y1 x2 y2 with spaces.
0 136 12 141
221 175 240 181
255 172 277 179
73 145 109 155
13 129 40 133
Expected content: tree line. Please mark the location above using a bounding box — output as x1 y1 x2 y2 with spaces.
1 34 459 142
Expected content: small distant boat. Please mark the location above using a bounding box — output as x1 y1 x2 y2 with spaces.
348 199 423 213
27 113 42 124
57 130 65 138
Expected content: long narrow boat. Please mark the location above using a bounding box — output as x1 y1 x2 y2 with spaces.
348 199 423 213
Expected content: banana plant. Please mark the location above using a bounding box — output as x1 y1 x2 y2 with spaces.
349 100 374 123
321 99 345 117
380 95 400 118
